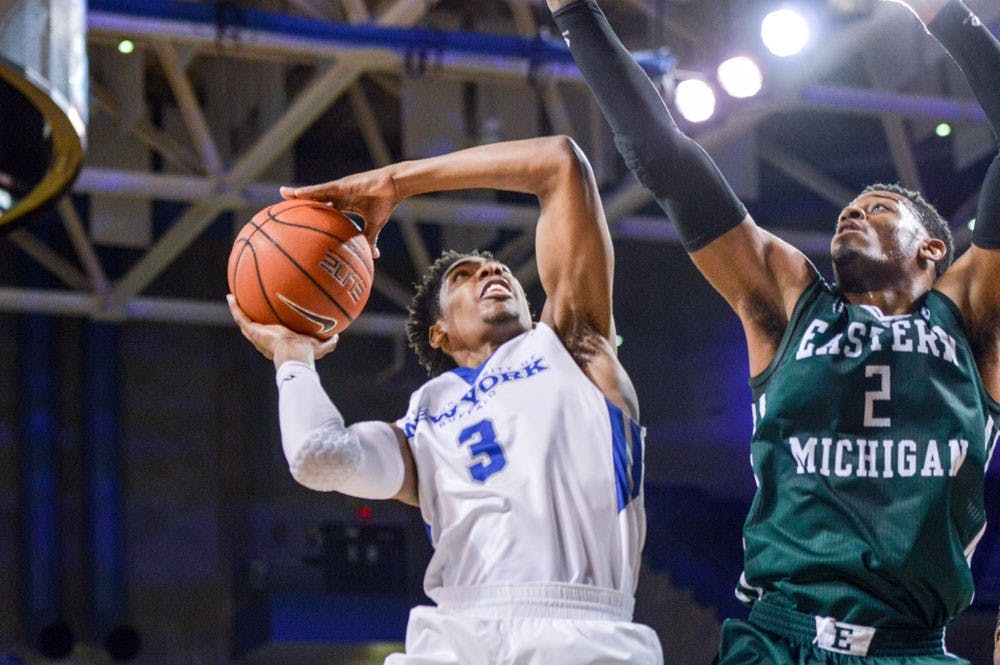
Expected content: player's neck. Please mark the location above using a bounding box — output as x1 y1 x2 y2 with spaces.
836 264 936 315
448 327 524 369
839 284 928 315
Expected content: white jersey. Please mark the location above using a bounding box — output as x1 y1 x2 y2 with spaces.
395 323 646 600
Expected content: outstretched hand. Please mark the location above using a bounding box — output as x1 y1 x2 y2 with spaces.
279 167 402 259
227 295 340 369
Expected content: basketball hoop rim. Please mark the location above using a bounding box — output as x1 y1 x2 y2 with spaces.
0 55 86 231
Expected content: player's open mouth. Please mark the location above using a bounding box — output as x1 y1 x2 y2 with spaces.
481 278 512 299
836 220 863 235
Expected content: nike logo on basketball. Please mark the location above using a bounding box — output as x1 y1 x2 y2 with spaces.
277 293 338 334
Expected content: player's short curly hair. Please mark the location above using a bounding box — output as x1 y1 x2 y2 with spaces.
406 249 496 378
862 183 954 278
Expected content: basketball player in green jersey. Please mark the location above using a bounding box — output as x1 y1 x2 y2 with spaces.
549 0 1000 661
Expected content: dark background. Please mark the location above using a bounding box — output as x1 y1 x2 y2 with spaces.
1 0 999 663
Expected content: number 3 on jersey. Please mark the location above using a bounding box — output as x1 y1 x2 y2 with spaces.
458 419 507 482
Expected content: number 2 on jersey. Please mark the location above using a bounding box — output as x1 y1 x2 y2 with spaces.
458 419 507 482
864 365 891 428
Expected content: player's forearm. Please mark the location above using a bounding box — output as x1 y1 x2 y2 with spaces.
922 0 1000 249
926 0 1000 136
551 0 746 252
276 361 405 499
387 135 582 202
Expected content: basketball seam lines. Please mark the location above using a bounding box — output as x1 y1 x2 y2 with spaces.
246 217 356 323
261 204 374 281
246 244 295 329
267 219 374 282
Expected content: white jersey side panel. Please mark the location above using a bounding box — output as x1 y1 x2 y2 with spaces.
396 323 646 597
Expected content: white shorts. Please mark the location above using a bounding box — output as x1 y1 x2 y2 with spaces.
384 583 663 665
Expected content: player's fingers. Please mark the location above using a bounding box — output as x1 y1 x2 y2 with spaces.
280 183 341 202
227 294 251 326
280 184 309 199
364 229 382 260
314 333 340 360
227 295 279 358
228 296 266 338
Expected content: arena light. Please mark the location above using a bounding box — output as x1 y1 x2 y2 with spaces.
675 78 716 123
717 56 763 98
935 122 952 137
117 39 135 55
761 7 811 57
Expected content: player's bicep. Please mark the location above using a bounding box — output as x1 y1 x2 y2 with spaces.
535 141 616 341
389 424 420 507
689 216 814 325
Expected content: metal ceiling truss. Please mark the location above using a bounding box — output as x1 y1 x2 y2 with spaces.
1 0 996 333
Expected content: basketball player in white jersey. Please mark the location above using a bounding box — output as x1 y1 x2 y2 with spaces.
227 135 663 665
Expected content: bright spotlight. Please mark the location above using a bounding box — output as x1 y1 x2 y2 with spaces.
935 122 952 137
761 8 810 57
118 39 136 55
675 78 716 123
717 56 763 98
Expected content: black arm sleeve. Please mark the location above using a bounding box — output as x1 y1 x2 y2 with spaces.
928 0 1000 249
552 0 747 253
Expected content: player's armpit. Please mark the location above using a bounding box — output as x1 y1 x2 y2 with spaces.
934 245 1000 401
687 220 817 375
689 222 815 321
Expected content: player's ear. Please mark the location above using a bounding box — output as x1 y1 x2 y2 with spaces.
919 237 947 265
429 320 448 351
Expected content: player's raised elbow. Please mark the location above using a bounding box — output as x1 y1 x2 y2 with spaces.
285 421 362 492
545 134 589 170
534 135 595 192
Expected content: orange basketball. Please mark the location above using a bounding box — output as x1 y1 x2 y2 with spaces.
227 200 374 339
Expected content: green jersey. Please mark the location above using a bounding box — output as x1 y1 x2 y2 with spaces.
739 277 1000 629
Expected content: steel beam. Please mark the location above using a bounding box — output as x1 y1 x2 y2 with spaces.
0 288 407 335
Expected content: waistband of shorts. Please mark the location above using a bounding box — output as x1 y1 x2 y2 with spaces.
428 583 634 621
749 597 946 657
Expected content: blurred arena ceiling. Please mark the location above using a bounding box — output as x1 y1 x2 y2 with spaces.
0 0 998 333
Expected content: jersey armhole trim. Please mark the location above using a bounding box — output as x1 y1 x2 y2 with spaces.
927 288 970 337
748 275 825 392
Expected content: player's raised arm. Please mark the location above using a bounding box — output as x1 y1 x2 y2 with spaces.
548 0 815 373
527 136 615 346
910 0 1000 399
286 136 615 344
